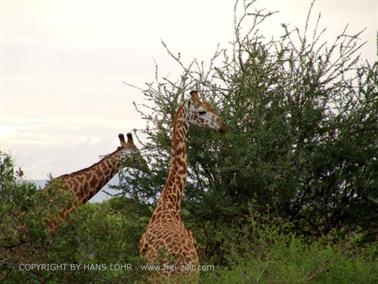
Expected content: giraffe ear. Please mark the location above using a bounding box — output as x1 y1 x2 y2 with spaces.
118 133 127 147
126 133 134 144
190 90 201 107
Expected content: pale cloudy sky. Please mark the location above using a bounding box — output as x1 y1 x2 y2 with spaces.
1 0 377 184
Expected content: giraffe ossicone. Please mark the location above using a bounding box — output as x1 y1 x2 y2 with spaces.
139 90 227 283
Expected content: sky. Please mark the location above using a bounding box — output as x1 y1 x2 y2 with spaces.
1 0 377 191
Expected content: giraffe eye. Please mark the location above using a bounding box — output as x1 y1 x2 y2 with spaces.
198 111 206 115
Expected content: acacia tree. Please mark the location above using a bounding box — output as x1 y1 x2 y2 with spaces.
115 0 377 263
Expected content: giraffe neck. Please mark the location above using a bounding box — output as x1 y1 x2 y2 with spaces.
59 148 124 204
44 148 129 232
153 103 189 221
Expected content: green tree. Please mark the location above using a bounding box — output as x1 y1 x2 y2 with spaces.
117 0 378 265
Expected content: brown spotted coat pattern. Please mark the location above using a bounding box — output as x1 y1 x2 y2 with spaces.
43 133 147 232
139 91 227 283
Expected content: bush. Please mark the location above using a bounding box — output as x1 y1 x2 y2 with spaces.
0 152 148 283
200 219 378 283
118 1 378 259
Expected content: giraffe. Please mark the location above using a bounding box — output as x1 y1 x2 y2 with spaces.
40 132 148 232
139 91 228 283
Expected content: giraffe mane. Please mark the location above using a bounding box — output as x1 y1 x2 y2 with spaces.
59 147 123 178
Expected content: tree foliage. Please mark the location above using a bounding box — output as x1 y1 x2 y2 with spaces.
117 0 378 263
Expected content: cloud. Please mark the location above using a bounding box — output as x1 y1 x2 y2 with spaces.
0 117 145 179
0 116 146 147
3 0 376 182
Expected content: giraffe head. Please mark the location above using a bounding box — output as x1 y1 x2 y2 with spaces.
117 133 149 172
186 90 228 133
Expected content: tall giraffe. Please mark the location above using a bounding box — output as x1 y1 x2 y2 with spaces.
41 133 148 232
139 91 228 283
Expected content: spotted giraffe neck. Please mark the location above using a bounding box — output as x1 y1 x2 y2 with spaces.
58 147 124 204
152 103 189 221
44 147 127 232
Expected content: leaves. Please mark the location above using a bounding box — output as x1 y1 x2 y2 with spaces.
118 0 378 258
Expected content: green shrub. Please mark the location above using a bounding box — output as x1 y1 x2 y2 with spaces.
201 219 378 283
